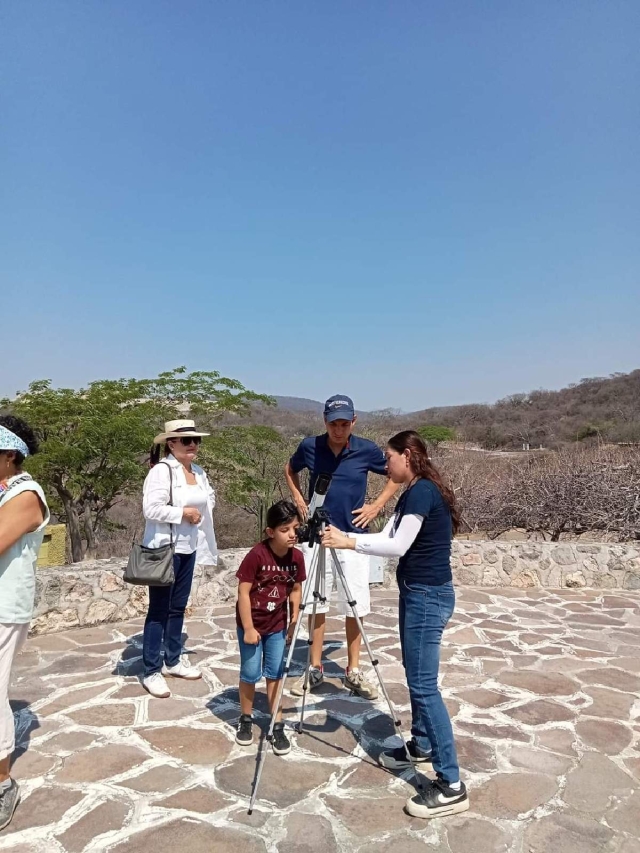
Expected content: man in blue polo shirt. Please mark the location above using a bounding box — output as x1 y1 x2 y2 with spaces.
284 395 400 699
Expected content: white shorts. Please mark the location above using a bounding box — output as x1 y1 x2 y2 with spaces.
300 542 371 618
1 622 29 761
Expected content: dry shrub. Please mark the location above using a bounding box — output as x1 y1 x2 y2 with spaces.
441 444 640 541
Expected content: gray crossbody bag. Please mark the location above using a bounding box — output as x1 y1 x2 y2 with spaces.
124 462 175 587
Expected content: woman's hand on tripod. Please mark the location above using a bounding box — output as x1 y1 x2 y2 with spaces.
244 627 261 645
286 622 296 645
322 525 355 550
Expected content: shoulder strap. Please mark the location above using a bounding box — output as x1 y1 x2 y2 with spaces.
0 473 34 506
158 461 175 545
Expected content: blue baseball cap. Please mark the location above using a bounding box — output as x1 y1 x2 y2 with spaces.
324 394 355 422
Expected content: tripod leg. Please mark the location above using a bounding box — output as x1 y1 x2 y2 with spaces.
248 600 309 814
298 544 326 734
328 546 425 795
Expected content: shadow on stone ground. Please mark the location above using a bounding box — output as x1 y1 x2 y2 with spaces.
8 700 39 777
3 587 640 852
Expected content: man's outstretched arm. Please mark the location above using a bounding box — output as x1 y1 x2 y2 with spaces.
352 477 401 528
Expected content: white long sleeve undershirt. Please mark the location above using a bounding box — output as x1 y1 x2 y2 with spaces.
349 513 423 558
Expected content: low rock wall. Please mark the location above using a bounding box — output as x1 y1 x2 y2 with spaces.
31 550 250 636
30 540 640 634
446 540 640 591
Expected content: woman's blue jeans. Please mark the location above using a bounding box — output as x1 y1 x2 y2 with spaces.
143 551 196 676
398 575 460 784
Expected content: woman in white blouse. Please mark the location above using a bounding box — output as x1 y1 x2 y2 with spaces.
141 420 217 698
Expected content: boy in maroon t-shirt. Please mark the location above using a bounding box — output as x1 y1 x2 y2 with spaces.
235 501 305 754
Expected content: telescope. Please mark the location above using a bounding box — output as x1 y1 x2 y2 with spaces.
296 472 331 545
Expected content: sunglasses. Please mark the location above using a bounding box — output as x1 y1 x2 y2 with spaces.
170 436 202 446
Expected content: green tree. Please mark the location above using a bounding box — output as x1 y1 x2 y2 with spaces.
201 426 295 538
2 368 271 562
417 425 456 447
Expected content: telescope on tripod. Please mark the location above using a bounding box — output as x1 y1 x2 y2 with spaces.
248 472 423 813
295 471 331 546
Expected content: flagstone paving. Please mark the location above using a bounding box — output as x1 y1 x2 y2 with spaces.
3 587 640 852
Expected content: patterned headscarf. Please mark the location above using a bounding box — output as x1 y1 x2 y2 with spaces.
0 425 30 457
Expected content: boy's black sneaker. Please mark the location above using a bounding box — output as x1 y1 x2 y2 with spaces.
235 714 254 746
272 723 291 756
405 778 469 819
378 737 432 771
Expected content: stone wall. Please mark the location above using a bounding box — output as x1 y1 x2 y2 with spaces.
449 539 640 590
30 539 640 634
31 550 251 636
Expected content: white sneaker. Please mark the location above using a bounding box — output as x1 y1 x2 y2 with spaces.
162 656 202 680
142 672 171 698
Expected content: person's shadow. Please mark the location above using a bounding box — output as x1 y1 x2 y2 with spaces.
111 631 200 679
9 699 41 773
205 633 404 776
112 633 426 793
112 633 145 677
205 680 428 804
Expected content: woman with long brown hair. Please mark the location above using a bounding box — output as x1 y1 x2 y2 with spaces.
322 430 467 820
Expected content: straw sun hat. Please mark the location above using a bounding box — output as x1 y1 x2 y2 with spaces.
153 419 210 445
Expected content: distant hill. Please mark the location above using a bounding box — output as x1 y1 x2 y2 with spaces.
268 370 640 449
272 396 369 416
394 369 640 448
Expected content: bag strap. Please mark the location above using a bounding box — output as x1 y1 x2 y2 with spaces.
158 461 175 546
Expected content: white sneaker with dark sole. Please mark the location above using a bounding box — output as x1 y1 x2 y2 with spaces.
404 779 469 819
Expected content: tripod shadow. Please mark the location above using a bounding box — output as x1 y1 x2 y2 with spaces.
207 684 426 798
303 709 428 794
293 712 358 760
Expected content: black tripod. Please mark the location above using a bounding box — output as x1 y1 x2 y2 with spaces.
248 507 423 813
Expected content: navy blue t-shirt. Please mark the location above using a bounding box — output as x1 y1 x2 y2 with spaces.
395 479 453 585
289 434 387 533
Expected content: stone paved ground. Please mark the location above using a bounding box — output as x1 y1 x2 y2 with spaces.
3 588 640 853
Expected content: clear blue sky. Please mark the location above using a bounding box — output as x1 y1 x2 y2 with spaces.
2 1 638 411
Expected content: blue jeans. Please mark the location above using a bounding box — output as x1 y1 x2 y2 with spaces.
237 627 287 683
398 575 460 784
143 551 196 676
